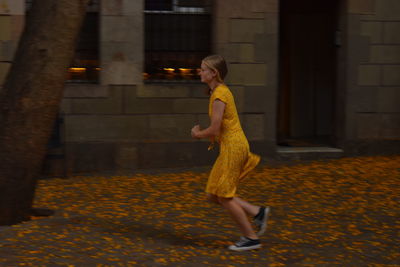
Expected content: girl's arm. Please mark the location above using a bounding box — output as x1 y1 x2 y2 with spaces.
192 99 225 139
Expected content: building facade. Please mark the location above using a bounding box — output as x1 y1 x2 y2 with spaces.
0 0 399 175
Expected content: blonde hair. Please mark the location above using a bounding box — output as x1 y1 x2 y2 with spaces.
202 54 228 83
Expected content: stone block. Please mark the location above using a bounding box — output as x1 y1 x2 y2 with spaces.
383 66 400 85
243 86 268 113
69 87 123 114
65 143 117 174
227 63 267 86
149 114 195 140
348 14 362 35
357 35 372 63
197 114 210 129
0 62 10 85
128 97 175 114
0 40 15 61
370 45 400 63
124 87 175 114
115 144 138 170
264 13 278 34
254 31 279 64
378 87 400 112
254 34 268 62
351 86 378 112
123 0 143 16
0 16 11 41
101 0 123 15
137 143 167 168
229 86 245 113
375 0 400 20
11 15 24 41
102 42 142 63
213 18 229 45
246 64 267 86
227 65 244 85
101 16 142 43
65 115 148 142
361 21 382 43
358 65 381 86
60 99 72 114
137 142 216 169
263 114 276 141
229 19 265 42
251 0 278 13
242 114 264 141
101 61 142 85
356 113 381 139
381 114 400 139
384 22 400 43
173 99 209 113
263 48 279 87
214 44 228 60
190 84 212 98
216 0 254 19
63 84 109 98
225 44 254 63
137 84 190 98
348 0 375 14
149 115 196 142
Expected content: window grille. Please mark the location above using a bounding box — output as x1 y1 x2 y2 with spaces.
144 0 212 82
25 0 33 10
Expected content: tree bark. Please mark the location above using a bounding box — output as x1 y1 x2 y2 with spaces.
0 0 90 225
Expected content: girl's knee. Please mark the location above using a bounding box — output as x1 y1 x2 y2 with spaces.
218 197 233 205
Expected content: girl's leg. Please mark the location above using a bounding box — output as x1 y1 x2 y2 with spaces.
218 197 258 240
207 194 261 217
208 194 262 218
233 197 260 217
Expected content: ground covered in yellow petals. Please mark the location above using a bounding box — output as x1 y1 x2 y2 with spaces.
0 155 399 266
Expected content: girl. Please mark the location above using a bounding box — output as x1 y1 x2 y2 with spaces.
191 55 270 251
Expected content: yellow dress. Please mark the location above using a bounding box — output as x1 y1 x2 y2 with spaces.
206 84 260 198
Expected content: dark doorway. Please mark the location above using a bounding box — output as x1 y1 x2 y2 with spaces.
278 0 339 147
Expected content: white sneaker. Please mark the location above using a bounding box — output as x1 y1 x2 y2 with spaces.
228 236 261 251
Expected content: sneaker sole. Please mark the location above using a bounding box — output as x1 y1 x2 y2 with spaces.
228 244 262 251
257 206 270 236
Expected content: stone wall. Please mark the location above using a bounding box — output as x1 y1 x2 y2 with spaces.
58 0 279 174
0 0 24 85
62 83 218 173
61 0 217 174
345 0 400 153
3 0 398 175
213 0 279 156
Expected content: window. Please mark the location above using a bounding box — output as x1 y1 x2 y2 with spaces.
144 0 212 82
67 0 100 83
25 0 33 10
26 0 100 83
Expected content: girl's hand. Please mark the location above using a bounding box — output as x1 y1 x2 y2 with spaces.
191 125 200 139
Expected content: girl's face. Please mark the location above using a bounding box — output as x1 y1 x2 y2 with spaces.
199 61 216 84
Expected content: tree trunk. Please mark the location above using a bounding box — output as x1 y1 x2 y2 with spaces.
0 0 90 225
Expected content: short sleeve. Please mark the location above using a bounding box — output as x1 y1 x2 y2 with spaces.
212 89 228 104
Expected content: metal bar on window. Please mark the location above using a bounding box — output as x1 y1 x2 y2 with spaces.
144 0 212 82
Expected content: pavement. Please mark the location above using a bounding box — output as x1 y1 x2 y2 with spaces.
0 155 399 266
